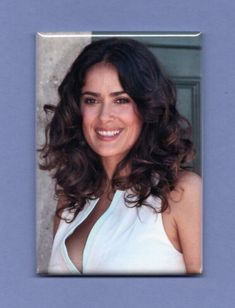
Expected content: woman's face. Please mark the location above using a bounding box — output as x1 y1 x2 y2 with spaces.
80 62 143 168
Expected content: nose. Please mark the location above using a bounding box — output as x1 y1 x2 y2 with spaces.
98 101 114 122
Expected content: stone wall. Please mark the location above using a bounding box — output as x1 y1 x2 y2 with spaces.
36 32 91 273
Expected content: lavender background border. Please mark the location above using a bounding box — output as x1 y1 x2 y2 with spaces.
0 0 235 307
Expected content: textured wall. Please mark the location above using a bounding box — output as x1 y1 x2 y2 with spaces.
36 32 91 273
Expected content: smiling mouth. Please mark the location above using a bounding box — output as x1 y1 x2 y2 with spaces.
95 129 122 139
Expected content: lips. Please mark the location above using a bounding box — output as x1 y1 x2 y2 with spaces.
95 128 122 140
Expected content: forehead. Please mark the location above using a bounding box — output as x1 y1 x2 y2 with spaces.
82 62 123 92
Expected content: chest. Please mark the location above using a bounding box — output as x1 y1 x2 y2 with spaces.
65 192 114 273
50 191 186 275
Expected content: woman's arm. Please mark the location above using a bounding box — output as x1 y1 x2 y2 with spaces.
169 171 202 274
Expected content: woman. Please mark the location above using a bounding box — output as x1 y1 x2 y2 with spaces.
40 38 202 275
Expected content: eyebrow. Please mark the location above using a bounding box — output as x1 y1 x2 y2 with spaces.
81 91 127 97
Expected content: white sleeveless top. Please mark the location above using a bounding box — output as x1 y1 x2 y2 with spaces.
48 190 186 275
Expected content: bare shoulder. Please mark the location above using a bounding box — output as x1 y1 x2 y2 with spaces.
168 171 202 273
176 170 201 192
53 194 68 237
169 171 202 212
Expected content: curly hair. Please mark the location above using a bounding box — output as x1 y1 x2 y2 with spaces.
39 38 195 221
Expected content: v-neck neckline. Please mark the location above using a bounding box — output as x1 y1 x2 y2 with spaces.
61 190 123 274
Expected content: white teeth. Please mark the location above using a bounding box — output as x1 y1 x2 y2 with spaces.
97 130 120 137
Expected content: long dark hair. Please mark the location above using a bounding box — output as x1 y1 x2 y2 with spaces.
39 38 195 221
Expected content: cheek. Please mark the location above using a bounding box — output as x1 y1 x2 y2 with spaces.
81 108 97 131
124 110 142 133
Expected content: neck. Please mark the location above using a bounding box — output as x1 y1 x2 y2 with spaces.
102 156 130 180
102 157 118 179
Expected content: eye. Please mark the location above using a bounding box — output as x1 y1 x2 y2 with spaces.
115 97 131 104
82 97 97 105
